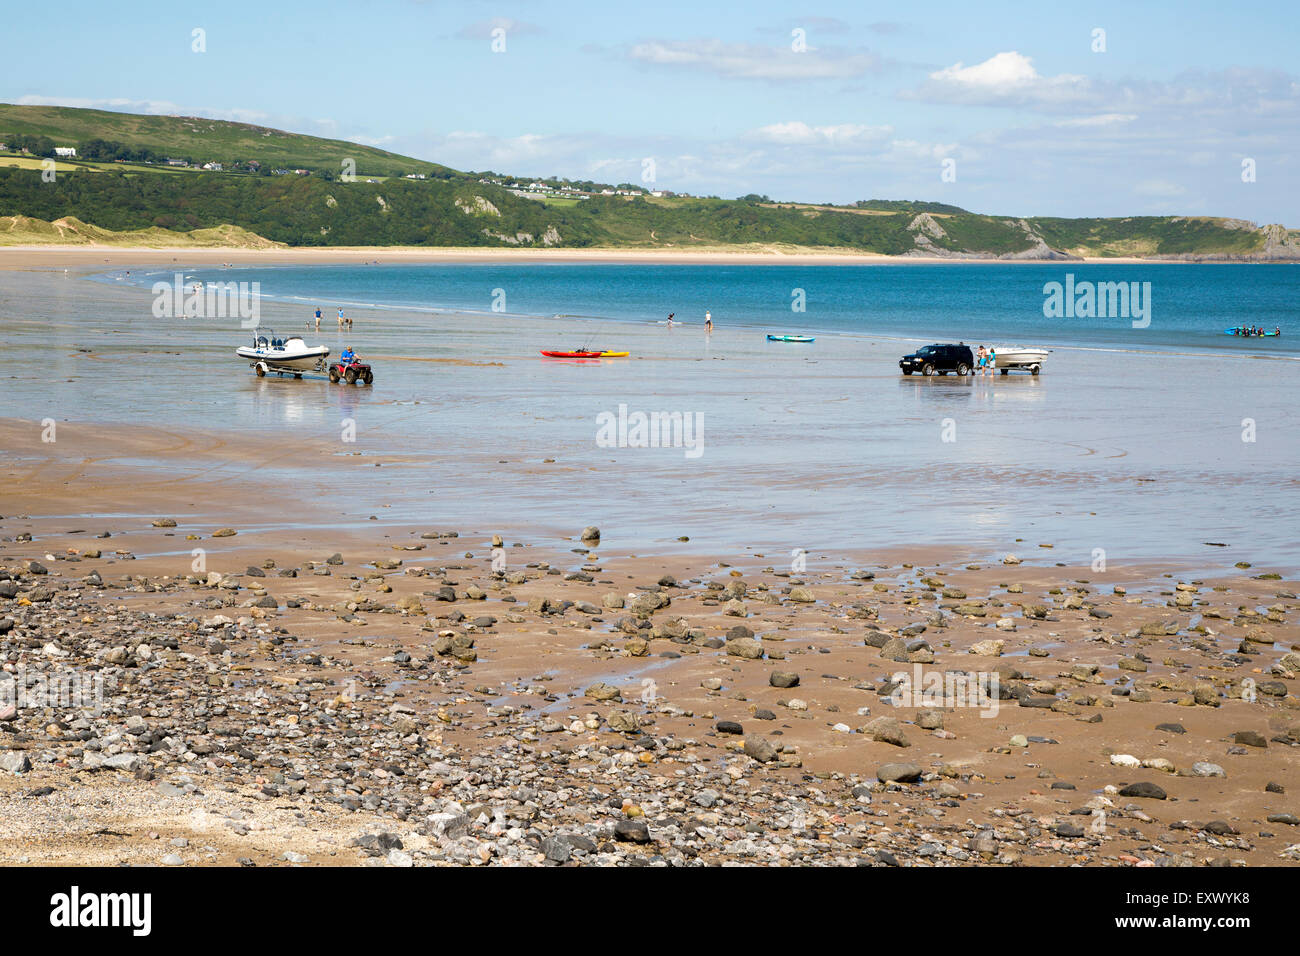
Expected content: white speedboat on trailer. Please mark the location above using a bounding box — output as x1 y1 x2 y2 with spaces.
236 329 330 378
992 346 1049 375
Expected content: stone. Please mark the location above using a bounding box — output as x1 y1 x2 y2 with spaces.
769 671 799 688
580 526 601 542
744 736 778 763
862 716 909 747
606 711 639 733
876 762 922 783
917 709 944 730
726 637 764 660
0 752 31 774
969 639 1005 657
583 682 621 702
541 836 572 862
1118 781 1167 800
614 818 650 843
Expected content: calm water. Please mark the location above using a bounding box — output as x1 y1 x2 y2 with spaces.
106 260 1300 354
5 263 1298 569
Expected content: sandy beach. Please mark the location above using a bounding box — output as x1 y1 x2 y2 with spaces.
0 244 1195 272
1 477 1297 866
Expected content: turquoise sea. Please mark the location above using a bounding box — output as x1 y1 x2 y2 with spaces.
4 261 1297 569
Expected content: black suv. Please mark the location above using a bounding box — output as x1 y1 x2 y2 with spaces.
899 343 975 376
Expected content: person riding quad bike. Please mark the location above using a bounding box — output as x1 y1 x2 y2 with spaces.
329 346 373 385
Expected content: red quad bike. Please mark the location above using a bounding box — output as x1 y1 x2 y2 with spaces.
329 357 374 385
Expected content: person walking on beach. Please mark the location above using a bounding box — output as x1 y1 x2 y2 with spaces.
985 346 997 375
314 308 322 331
337 307 345 329
666 312 675 326
976 345 986 373
705 310 713 332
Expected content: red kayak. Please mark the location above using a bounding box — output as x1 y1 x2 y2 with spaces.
540 350 629 358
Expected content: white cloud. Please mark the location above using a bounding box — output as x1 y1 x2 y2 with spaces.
1133 179 1187 198
905 51 1092 107
629 39 880 81
1054 113 1139 128
750 121 892 146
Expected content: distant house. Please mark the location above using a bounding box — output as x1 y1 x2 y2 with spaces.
54 146 77 158
201 161 223 171
271 168 290 175
166 158 188 166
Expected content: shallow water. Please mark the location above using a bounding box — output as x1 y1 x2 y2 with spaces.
2 264 1298 570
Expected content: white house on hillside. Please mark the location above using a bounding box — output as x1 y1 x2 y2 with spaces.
54 146 77 158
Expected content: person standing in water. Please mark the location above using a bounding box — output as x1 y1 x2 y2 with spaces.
666 313 675 326
705 310 713 332
337 307 345 329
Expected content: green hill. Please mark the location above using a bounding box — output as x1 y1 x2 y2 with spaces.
0 103 1295 259
0 103 455 178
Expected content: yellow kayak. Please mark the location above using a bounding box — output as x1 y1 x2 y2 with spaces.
599 351 629 357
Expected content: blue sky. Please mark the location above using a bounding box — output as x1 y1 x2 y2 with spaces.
5 0 1298 221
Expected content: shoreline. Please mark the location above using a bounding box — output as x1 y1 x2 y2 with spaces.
0 244 1252 271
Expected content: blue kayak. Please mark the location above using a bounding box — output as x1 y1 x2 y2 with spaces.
1224 328 1280 336
767 334 815 343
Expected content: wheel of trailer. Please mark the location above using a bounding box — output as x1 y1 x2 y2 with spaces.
1000 368 1008 375
362 370 373 385
329 366 339 383
294 373 302 379
1030 364 1041 376
956 363 970 376
922 363 936 376
255 363 266 377
345 368 357 385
